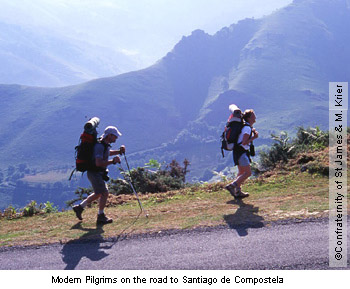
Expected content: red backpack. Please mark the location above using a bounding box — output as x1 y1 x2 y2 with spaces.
69 117 100 180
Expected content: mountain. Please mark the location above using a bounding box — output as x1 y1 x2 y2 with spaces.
0 0 349 208
0 21 139 87
147 0 350 180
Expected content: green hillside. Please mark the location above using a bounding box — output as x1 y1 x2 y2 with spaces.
1 130 349 247
0 0 349 211
1 0 349 174
0 167 333 247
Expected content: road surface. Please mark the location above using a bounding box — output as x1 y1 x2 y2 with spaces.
0 218 349 270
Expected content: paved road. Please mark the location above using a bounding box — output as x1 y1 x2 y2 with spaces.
0 218 349 270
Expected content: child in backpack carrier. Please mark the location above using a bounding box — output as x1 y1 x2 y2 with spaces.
225 108 259 199
220 105 243 156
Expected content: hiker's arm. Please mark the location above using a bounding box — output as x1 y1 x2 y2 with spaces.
242 129 259 146
110 145 126 156
241 133 251 146
251 128 259 140
95 157 120 167
242 131 258 146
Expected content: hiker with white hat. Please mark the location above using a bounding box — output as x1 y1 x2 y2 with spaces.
73 125 125 224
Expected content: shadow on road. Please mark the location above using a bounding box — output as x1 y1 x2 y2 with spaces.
224 198 264 237
61 222 113 270
61 212 145 270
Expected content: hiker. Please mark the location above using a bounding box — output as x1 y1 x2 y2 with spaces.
73 126 125 224
226 109 258 198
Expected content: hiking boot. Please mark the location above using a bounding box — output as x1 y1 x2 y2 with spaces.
97 213 113 225
225 182 238 197
73 204 84 220
235 188 249 199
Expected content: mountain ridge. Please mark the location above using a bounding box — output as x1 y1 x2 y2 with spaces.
0 0 349 184
0 21 139 87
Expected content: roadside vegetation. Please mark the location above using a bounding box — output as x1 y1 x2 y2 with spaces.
258 126 329 173
0 127 348 247
1 200 58 220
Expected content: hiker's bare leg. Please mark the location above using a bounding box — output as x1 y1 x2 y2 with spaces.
86 193 100 203
236 166 245 181
235 165 251 187
99 191 109 211
96 191 113 224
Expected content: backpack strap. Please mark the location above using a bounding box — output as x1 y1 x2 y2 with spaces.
89 139 110 172
68 168 76 181
96 138 110 155
236 123 252 146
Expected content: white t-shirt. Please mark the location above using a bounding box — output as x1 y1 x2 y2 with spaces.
237 124 252 150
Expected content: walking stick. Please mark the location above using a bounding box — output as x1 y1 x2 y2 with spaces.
119 155 149 218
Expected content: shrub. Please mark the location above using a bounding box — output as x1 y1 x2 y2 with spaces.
65 187 93 207
294 126 328 152
259 131 296 171
43 201 58 213
22 200 41 217
306 162 329 176
259 127 329 172
1 200 59 219
109 159 190 195
3 205 18 219
145 159 162 169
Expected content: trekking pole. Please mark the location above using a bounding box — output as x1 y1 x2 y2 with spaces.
119 159 149 218
123 152 132 173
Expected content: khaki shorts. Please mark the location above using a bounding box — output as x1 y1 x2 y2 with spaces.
87 171 108 194
237 153 251 167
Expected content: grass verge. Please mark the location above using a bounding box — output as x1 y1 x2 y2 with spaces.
0 170 348 247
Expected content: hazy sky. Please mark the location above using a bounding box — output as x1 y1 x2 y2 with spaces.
0 0 293 68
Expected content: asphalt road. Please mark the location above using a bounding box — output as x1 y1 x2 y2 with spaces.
0 218 349 270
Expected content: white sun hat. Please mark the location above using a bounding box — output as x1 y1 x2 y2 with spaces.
101 126 122 138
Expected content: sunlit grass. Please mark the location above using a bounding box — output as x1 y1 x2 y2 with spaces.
0 167 339 247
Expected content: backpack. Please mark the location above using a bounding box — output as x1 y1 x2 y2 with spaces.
221 120 244 157
220 106 246 157
69 117 100 180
